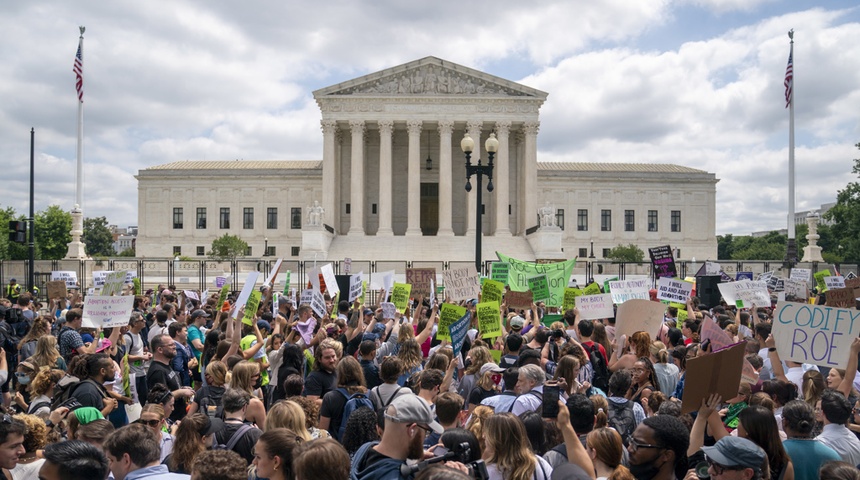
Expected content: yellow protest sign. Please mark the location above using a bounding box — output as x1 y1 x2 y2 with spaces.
562 288 582 312
242 290 262 326
477 301 502 339
481 279 505 305
392 283 412 313
582 282 602 296
438 303 467 341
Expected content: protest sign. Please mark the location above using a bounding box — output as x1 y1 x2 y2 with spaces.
582 282 602 296
562 288 583 312
528 275 550 302
717 280 770 308
681 342 745 414
46 281 67 300
442 265 481 301
790 268 811 284
92 271 110 289
183 290 200 302
232 271 260 319
477 301 502 339
320 263 339 296
845 277 860 290
381 302 396 320
83 295 135 329
616 299 666 339
348 272 363 302
283 271 291 295
736 272 754 281
705 261 721 276
450 312 471 357
541 313 563 329
504 290 533 310
676 307 688 327
575 294 614 321
51 271 78 289
700 317 735 351
495 253 575 308
391 283 412 313
824 276 845 290
102 271 129 296
825 287 856 308
608 279 650 304
847 272 858 280
215 276 227 288
438 303 467 341
813 270 831 292
481 279 505 305
264 258 284 287
309 290 326 318
656 277 693 303
783 279 808 302
242 291 262 326
648 245 677 279
217 284 230 307
406 268 436 298
490 262 509 286
344 258 352 274
603 277 617 294
741 359 759 386
772 301 860 369
489 349 502 363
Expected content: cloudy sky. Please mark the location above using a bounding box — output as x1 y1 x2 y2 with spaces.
1 0 858 236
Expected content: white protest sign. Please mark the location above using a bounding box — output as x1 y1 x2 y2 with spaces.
705 261 721 276
348 271 363 303
717 280 770 308
92 271 111 288
429 279 436 310
344 258 352 274
310 290 326 318
101 271 128 296
657 277 694 303
307 267 321 292
608 279 650 304
320 263 339 296
575 294 614 320
264 258 284 287
824 276 845 290
183 290 200 302
83 295 135 328
381 302 397 320
124 271 137 283
442 265 481 301
52 271 79 289
232 271 260 319
790 268 811 284
758 271 774 282
784 279 808 301
772 301 860 369
616 299 668 340
300 289 314 306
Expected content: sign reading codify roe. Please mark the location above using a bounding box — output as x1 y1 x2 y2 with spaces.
772 301 860 369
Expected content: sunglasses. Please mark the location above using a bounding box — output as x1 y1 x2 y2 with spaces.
628 438 663 453
140 419 161 427
411 423 432 434
706 456 745 476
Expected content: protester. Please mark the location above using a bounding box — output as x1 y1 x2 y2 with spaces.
37 440 109 480
482 412 553 480
782 399 841 480
104 423 189 480
165 413 223 474
265 400 313 442
293 438 351 480
190 449 247 480
252 428 302 480
215 387 262 465
146 334 195 422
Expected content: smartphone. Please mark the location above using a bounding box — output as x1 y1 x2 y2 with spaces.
542 382 560 418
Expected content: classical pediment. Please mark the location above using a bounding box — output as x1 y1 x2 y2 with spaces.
313 56 547 99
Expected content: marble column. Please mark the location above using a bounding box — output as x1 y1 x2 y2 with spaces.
494 121 511 236
348 120 365 235
321 120 337 232
437 120 454 236
465 120 483 236
523 121 540 233
406 120 422 235
377 120 394 236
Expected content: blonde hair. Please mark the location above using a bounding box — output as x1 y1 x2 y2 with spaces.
591 395 609 429
650 341 670 364
465 346 492 376
266 400 312 441
30 336 61 370
141 403 165 420
484 413 537 480
397 339 423 371
229 361 260 395
205 360 228 386
466 405 494 452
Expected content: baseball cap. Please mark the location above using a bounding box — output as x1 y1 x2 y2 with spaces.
363 308 375 317
384 394 443 434
510 316 525 329
479 362 505 376
257 320 272 333
190 309 210 320
197 415 225 437
701 436 765 472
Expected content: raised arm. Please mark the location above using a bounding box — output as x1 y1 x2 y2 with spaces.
837 337 860 398
764 334 789 384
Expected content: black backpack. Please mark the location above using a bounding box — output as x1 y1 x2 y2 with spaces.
197 385 225 419
586 343 610 393
607 399 636 447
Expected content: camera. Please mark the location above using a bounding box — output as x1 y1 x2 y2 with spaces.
401 442 489 480
695 461 710 479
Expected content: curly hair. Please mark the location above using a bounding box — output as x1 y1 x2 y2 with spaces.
629 331 651 359
30 369 64 398
465 346 492 376
13 413 49 453
341 406 379 455
466 405 494 453
287 395 321 429
397 339 423 371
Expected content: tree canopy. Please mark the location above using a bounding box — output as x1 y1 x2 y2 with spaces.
822 142 860 262
208 234 248 261
606 244 645 263
82 216 115 257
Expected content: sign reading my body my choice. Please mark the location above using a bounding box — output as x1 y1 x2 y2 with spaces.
772 301 860 369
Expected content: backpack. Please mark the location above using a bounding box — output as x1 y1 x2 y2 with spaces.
506 390 543 413
586 343 610 393
607 399 636 446
370 386 411 411
214 424 254 452
335 388 374 441
197 386 225 419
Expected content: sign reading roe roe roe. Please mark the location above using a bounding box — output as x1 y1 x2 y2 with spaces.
772 301 860 369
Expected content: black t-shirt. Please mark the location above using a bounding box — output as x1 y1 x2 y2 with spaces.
72 379 108 410
302 370 336 398
147 360 186 422
320 388 349 437
468 386 496 407
215 421 262 465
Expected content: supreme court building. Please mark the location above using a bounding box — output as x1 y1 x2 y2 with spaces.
136 56 718 263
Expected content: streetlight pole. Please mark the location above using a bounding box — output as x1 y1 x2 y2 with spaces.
462 132 498 274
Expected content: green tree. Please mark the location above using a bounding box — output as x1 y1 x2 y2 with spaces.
823 143 860 262
208 234 248 261
0 206 28 260
35 205 72 260
117 247 136 257
717 234 734 260
82 216 115 257
606 244 645 263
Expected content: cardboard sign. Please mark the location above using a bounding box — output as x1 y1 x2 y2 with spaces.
438 303 467 341
348 272 363 303
528 275 550 302
406 268 436 298
575 294 614 321
656 277 693 303
772 301 860 369
649 245 677 279
504 290 534 310
217 284 231 307
790 268 811 283
450 312 471 357
495 253 575 308
490 262 510 286
741 359 759 386
242 291 262 326
705 261 721 276
845 277 860 290
681 342 745 414
481 279 505 305
477 301 502 339
381 302 397 320
616 299 666 339
814 270 831 292
825 287 856 308
51 271 78 289
717 280 770 308
736 272 754 281
232 271 261 319
824 276 845 290
442 265 481 301
562 288 583 312
391 283 412 313
46 281 67 300
215 276 227 288
608 279 650 304
582 282 602 296
82 295 135 328
264 258 284 287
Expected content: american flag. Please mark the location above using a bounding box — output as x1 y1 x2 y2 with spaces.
73 38 83 102
784 47 793 108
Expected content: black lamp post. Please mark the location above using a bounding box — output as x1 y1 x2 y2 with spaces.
264 237 269 257
462 132 498 274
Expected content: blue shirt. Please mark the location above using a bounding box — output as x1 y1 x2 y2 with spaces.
126 464 190 480
171 341 193 387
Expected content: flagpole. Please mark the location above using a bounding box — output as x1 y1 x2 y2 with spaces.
66 25 88 259
785 29 796 267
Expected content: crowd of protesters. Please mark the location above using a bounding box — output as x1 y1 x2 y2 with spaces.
0 275 858 480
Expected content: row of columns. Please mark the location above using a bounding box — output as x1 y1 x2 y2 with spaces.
320 119 539 237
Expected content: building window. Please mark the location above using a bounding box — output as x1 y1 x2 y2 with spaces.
173 246 181 256
267 208 277 229
624 210 634 232
556 209 564 230
196 246 204 256
291 246 300 257
372 203 377 215
245 246 253 256
243 208 254 229
291 208 302 229
578 248 588 258
675 249 681 258
648 210 658 232
481 204 485 215
196 208 207 229
602 248 611 258
577 209 588 231
345 203 351 215
601 210 611 231
671 210 681 232
266 246 276 256
220 208 230 229
173 208 183 229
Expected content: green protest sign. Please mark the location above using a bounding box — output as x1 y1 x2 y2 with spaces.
562 288 582 312
218 284 231 308
490 262 510 286
813 269 831 292
676 308 688 328
527 275 550 302
242 290 262 326
582 282 602 296
489 349 502 363
282 270 291 295
481 279 505 305
496 253 575 308
392 283 412 313
477 301 502 339
132 278 141 296
604 277 618 293
438 303 467 341
541 313 564 328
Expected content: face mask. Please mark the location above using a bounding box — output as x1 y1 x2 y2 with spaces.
253 375 263 390
16 374 30 385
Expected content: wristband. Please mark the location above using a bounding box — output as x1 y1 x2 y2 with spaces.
768 347 776 352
